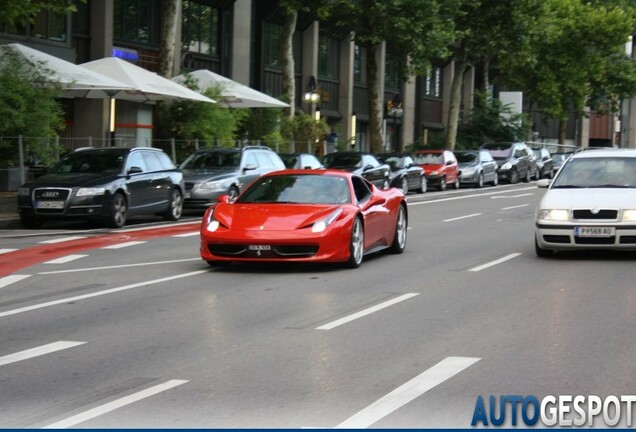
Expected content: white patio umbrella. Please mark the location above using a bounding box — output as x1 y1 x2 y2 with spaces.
172 69 288 108
0 43 135 97
80 57 215 103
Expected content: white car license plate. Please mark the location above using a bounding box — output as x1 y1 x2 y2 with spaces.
574 226 615 237
35 200 64 209
248 245 271 251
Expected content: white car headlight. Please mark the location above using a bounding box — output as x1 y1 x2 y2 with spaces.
501 162 512 170
200 180 227 191
622 210 636 222
312 208 344 233
462 167 476 175
18 187 30 196
538 209 570 221
76 187 106 196
430 170 440 176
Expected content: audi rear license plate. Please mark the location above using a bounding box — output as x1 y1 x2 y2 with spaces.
35 200 64 209
248 245 271 251
574 226 615 237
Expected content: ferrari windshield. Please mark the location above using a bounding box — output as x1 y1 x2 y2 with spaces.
552 157 636 188
180 151 241 170
237 174 351 204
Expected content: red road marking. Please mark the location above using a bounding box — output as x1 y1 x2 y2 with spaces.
0 223 201 277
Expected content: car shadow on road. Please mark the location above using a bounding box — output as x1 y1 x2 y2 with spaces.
547 250 636 261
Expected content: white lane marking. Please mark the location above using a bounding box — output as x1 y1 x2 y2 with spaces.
0 249 17 254
102 241 147 250
38 258 201 275
44 254 88 265
335 356 481 428
39 236 87 244
0 275 31 289
469 253 522 272
501 204 530 210
408 187 535 206
0 270 207 319
172 231 200 238
0 341 85 367
42 379 188 429
443 213 481 223
316 293 419 331
491 193 534 199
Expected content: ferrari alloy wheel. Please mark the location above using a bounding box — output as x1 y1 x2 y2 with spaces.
346 217 364 268
388 205 407 254
400 177 409 194
163 188 183 221
109 192 127 228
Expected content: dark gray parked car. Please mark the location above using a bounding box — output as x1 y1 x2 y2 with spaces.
17 147 184 228
322 151 390 190
481 142 537 183
376 152 426 194
181 146 285 210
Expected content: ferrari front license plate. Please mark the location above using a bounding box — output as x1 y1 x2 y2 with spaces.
574 226 615 237
248 245 271 251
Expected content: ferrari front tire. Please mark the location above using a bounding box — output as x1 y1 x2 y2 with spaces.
346 217 364 268
388 204 407 254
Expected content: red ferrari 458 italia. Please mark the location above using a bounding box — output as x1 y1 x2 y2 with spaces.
200 169 407 268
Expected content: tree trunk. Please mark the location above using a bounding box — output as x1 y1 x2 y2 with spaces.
158 0 181 78
281 10 297 118
445 59 468 151
366 44 383 153
559 118 567 145
481 56 490 94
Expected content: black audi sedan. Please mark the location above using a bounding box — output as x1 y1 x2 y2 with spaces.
376 152 427 194
322 151 390 189
17 147 184 228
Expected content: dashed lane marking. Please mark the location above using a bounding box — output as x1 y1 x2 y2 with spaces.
39 236 88 244
335 356 481 428
101 241 147 249
44 254 88 265
443 213 481 223
469 253 522 272
0 249 17 254
0 341 85 367
0 274 31 289
38 258 201 275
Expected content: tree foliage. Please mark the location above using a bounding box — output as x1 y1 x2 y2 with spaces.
0 46 64 167
498 0 636 143
0 0 82 27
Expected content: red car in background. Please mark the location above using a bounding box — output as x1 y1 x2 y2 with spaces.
413 149 460 190
200 170 407 268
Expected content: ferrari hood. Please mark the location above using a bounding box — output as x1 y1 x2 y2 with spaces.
213 203 343 231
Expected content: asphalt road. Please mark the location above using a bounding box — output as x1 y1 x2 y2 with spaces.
1 182 635 428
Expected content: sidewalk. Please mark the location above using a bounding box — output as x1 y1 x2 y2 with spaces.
0 192 20 229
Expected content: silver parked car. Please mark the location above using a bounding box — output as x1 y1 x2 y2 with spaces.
454 149 499 188
180 146 286 210
535 148 636 256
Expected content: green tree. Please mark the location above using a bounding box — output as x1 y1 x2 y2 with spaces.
0 0 82 27
326 0 457 153
498 0 636 144
0 46 64 167
444 0 541 150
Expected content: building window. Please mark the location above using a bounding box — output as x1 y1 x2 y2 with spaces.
114 0 160 46
354 45 366 85
182 0 220 56
1 6 68 42
264 21 282 69
425 67 442 98
318 34 339 79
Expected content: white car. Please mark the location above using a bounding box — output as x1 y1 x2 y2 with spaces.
535 148 636 257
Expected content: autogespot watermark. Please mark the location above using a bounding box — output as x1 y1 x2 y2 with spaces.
471 395 636 427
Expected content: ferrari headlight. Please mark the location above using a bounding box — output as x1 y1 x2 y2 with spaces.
200 180 227 191
312 208 343 233
206 209 220 232
622 210 636 222
501 162 512 170
538 209 570 221
77 187 106 196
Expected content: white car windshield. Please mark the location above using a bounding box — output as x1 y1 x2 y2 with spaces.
552 157 636 188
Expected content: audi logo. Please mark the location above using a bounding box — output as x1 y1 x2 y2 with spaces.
41 191 59 198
